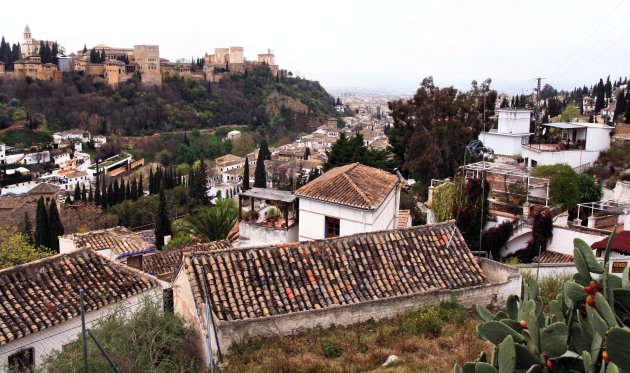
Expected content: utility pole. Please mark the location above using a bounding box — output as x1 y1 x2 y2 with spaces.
533 77 545 150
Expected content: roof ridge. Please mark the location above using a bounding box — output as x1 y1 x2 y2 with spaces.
186 220 460 257
341 171 371 207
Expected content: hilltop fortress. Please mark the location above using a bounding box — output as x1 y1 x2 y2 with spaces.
2 26 284 88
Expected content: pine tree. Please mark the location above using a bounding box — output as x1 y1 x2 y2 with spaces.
242 156 250 191
74 183 81 202
254 149 267 188
154 190 171 250
35 197 50 248
48 201 64 253
22 212 33 244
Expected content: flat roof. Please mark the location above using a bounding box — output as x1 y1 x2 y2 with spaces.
239 187 297 203
544 122 583 130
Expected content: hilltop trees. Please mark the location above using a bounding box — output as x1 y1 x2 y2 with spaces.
324 133 392 171
388 77 496 194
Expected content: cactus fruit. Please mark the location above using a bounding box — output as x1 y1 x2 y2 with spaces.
458 231 630 372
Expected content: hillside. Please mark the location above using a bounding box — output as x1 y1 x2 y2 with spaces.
0 64 338 143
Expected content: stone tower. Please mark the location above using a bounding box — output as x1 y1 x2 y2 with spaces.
133 45 161 86
22 25 34 58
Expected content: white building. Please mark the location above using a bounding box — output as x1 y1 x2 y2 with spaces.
52 129 91 145
226 130 241 140
0 249 163 372
92 135 107 148
295 163 401 241
478 109 532 157
522 122 613 169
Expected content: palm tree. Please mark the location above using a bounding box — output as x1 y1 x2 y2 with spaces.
183 199 239 242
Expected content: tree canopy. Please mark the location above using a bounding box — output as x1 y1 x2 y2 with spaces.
324 133 393 171
387 77 496 194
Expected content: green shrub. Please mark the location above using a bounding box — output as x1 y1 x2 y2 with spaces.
402 306 443 338
321 339 342 358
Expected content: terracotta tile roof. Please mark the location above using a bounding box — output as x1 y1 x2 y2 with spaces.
398 210 411 228
533 251 574 264
295 163 399 210
215 154 243 167
143 241 232 282
0 195 35 211
62 226 154 258
28 183 61 195
0 249 158 345
182 221 485 322
592 231 630 253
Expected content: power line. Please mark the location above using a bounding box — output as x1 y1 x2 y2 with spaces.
551 7 630 84
546 0 625 79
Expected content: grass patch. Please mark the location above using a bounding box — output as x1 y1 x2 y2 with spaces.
523 271 573 313
222 300 489 372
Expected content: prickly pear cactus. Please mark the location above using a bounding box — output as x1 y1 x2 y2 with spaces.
456 229 630 373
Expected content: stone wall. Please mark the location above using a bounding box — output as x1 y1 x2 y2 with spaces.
212 258 521 352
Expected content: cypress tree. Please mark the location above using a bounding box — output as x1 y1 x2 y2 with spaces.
131 178 138 201
48 201 64 253
138 174 144 197
149 168 154 194
194 159 208 203
101 177 108 209
259 139 272 161
125 179 131 200
113 180 120 204
242 156 250 191
188 168 195 195
95 181 101 205
88 186 94 203
107 183 114 207
154 190 171 250
254 149 267 188
81 185 87 201
73 183 81 202
35 197 50 248
65 194 72 205
22 212 33 244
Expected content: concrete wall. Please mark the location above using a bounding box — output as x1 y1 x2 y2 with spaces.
298 187 398 241
546 226 607 256
613 181 630 202
0 290 162 372
523 148 600 168
496 110 531 134
238 221 299 247
585 127 612 152
210 258 521 356
479 132 527 156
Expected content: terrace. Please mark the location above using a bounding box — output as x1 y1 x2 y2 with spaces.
237 188 299 246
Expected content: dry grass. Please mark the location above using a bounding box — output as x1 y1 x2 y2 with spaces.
220 301 491 373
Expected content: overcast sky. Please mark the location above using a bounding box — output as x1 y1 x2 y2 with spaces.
3 0 629 94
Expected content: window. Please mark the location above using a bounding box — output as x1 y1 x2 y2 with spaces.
325 217 340 238
8 348 34 372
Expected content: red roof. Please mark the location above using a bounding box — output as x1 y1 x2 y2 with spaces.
591 231 630 253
